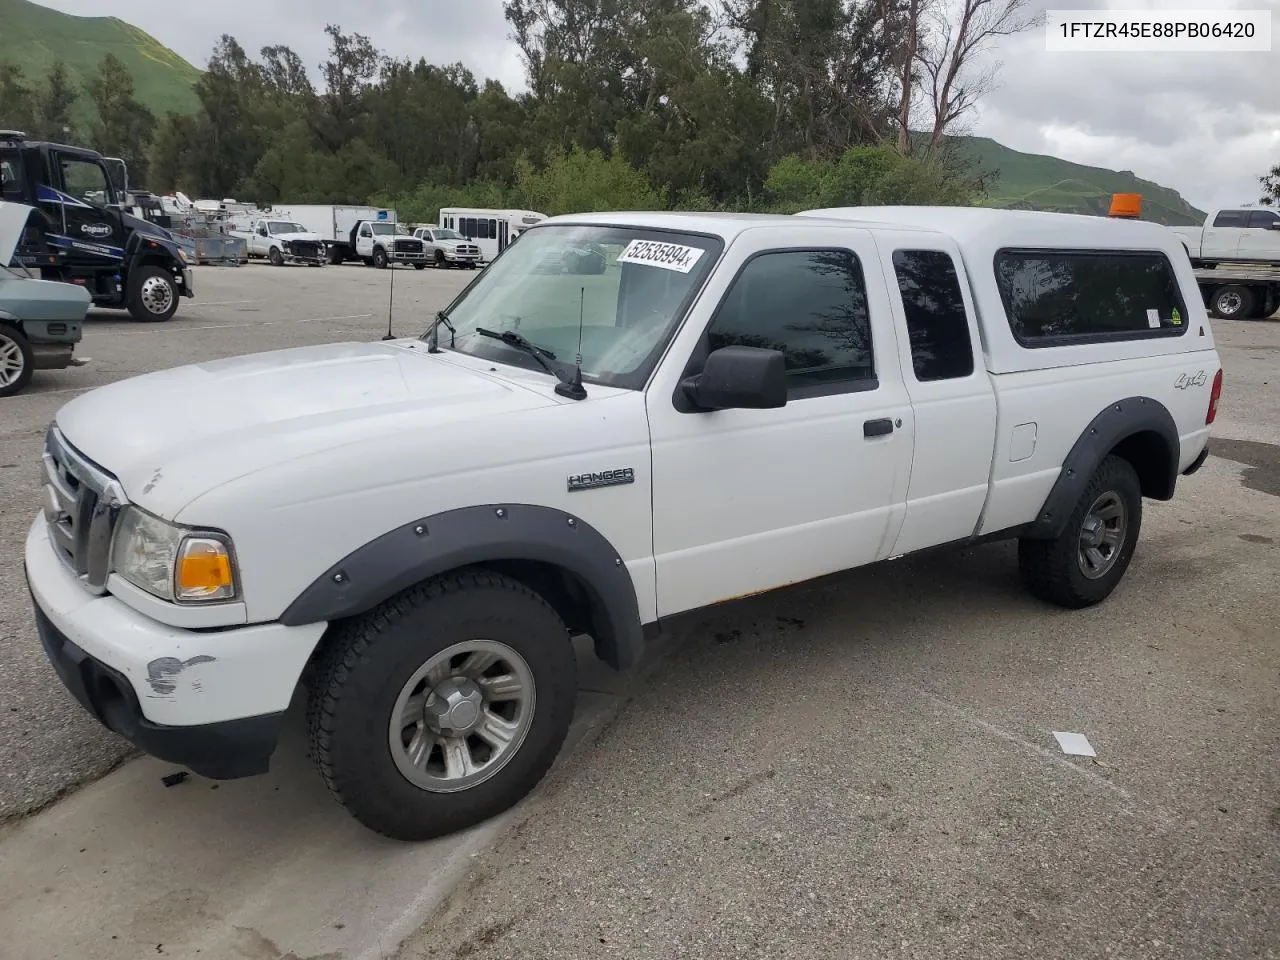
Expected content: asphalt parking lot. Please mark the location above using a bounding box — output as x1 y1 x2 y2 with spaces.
0 262 1277 959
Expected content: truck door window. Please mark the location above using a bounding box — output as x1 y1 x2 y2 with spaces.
707 249 875 397
892 250 975 382
994 249 1189 346
1212 210 1248 228
1 151 23 202
1246 210 1279 229
59 156 113 204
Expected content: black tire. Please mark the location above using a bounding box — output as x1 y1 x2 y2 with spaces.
434 250 446 269
373 247 389 269
1210 284 1254 320
308 569 577 841
413 262 426 270
126 265 179 322
268 247 284 267
1018 455 1143 609
327 245 344 265
0 324 35 398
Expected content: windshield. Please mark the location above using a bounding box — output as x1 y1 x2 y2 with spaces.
433 228 462 240
270 221 306 234
425 224 723 390
370 222 407 235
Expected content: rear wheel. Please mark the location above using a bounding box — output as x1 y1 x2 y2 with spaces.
1018 455 1143 609
1211 284 1254 321
126 266 179 322
308 569 577 841
0 325 34 397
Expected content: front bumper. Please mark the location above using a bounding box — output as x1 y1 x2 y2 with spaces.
24 516 326 779
388 249 427 262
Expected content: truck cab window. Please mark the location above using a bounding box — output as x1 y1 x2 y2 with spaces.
1246 210 1279 229
1212 210 1248 228
707 249 875 396
892 250 975 382
60 156 112 204
1 153 23 202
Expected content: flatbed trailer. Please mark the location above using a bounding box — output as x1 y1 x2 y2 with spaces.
1193 262 1280 321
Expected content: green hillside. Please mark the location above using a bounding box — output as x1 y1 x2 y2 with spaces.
955 135 1205 225
0 0 200 129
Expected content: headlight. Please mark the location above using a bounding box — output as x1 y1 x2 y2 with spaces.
176 248 189 265
281 241 293 251
111 506 237 603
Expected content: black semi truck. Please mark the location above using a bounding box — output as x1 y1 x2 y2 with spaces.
1 130 192 322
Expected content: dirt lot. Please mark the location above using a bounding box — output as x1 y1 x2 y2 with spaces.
0 261 1276 959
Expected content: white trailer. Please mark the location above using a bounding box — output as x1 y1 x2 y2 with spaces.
438 208 547 263
273 204 399 264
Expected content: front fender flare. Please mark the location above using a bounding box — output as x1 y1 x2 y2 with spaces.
1023 396 1179 540
279 503 645 670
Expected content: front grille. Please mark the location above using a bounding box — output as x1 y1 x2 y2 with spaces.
292 241 321 259
393 239 421 253
41 425 126 593
458 245 479 256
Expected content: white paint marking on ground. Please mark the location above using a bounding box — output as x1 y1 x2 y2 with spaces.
149 314 374 332
191 299 260 306
913 686 1136 804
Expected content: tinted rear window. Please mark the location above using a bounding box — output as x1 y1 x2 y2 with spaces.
994 250 1189 346
892 250 975 381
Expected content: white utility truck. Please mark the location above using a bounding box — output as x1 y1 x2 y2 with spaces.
411 225 482 269
236 216 326 267
273 204 400 265
26 207 1220 842
439 207 547 263
1172 207 1280 268
353 219 427 269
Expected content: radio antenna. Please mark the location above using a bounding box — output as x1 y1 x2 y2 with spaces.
554 285 587 400
381 256 396 341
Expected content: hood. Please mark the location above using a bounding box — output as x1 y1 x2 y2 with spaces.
436 238 473 249
54 340 562 518
122 211 173 241
275 231 323 243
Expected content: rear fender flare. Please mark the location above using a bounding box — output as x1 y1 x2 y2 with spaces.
1023 396 1179 540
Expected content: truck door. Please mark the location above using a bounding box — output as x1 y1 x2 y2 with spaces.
356 222 373 257
872 234 997 555
498 219 510 253
645 225 916 617
41 151 126 271
1238 209 1280 262
1204 210 1247 260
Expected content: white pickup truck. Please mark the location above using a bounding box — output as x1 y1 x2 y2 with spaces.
240 217 326 267
411 226 482 269
355 220 427 269
1172 207 1280 267
25 207 1220 842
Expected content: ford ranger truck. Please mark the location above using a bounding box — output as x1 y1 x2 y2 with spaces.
1172 207 1280 268
24 207 1220 842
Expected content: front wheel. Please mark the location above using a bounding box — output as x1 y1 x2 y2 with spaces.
0 325 34 397
413 262 426 270
268 247 284 267
1018 455 1142 609
127 266 179 322
308 569 577 841
373 247 389 269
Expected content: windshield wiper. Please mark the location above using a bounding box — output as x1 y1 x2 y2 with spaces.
426 310 455 353
475 327 587 400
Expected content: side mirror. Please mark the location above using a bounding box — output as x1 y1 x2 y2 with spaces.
681 345 787 411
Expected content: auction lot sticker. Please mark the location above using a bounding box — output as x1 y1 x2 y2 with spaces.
617 239 705 273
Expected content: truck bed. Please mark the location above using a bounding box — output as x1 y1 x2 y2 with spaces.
1193 262 1280 284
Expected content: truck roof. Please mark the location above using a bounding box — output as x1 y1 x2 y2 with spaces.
540 206 1178 248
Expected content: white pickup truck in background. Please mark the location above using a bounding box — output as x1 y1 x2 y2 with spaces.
411 226 482 269
1172 207 1280 267
25 206 1221 843
237 217 327 267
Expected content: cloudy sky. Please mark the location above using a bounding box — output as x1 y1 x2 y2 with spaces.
38 0 1280 211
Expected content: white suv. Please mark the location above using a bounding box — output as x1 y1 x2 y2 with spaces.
25 207 1220 841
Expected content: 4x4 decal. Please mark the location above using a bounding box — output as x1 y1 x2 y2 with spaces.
1175 370 1207 390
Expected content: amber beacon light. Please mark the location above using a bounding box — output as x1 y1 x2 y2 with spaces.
1108 193 1142 219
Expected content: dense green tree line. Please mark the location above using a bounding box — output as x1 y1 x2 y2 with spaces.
21 1 1272 219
